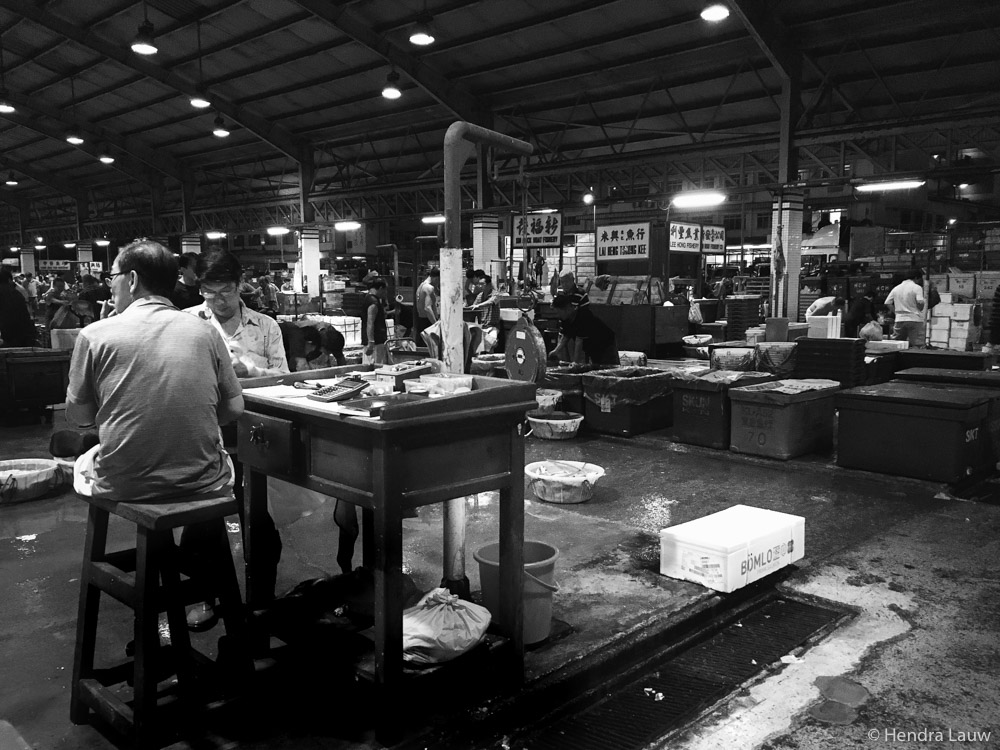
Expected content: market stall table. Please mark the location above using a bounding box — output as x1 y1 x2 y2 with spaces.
893 367 1000 389
236 368 536 743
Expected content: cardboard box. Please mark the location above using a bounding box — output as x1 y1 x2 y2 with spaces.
660 505 805 592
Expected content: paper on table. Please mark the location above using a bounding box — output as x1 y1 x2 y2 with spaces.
243 384 312 399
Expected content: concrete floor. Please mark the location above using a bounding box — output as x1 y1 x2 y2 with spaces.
1 408 998 749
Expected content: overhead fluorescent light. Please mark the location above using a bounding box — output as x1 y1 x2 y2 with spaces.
335 221 362 231
190 91 211 109
63 242 77 249
266 226 290 236
66 133 84 145
212 116 230 138
671 190 727 208
205 231 226 240
98 153 115 164
531 208 557 214
855 180 925 192
95 239 110 246
409 16 436 46
421 215 446 224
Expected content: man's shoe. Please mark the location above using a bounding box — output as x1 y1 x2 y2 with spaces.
186 601 218 632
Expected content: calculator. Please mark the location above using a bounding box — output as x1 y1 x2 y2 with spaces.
306 377 370 403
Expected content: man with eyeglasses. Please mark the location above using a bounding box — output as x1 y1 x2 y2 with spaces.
65 239 243 568
184 249 288 630
188 250 289 378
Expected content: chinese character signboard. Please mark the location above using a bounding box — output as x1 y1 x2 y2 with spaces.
38 259 72 271
513 212 562 248
669 222 701 253
596 222 650 261
701 225 726 254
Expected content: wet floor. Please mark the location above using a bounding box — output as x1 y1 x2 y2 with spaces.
1 411 995 749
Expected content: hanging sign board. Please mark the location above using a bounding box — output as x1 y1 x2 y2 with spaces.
669 222 702 253
513 212 562 249
596 222 650 261
79 261 104 273
38 259 72 271
701 225 726 254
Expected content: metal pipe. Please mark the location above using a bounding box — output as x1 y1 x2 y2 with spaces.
441 122 532 597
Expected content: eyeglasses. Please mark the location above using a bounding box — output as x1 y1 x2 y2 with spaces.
109 271 126 280
200 284 238 300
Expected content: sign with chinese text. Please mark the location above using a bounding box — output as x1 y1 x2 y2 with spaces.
669 222 702 253
596 222 650 261
701 225 726 254
38 259 72 271
513 212 562 248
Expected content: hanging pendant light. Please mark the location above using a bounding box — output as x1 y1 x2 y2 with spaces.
131 0 158 55
382 70 402 100
4 172 17 186
66 78 84 144
190 21 211 108
212 115 230 138
0 34 14 113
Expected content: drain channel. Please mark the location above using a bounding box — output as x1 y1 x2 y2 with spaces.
519 597 845 750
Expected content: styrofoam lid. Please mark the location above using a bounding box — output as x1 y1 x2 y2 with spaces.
660 504 803 552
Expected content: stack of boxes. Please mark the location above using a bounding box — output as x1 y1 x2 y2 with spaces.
927 292 981 351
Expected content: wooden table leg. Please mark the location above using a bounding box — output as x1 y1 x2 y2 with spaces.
372 443 403 746
243 468 269 612
498 423 526 684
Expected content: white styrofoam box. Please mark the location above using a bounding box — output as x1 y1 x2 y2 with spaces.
659 504 805 593
948 274 976 298
934 303 955 317
948 338 969 351
952 320 971 335
951 304 975 322
930 332 949 345
929 319 951 332
938 292 955 304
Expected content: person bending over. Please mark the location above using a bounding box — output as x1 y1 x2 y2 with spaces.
549 293 619 366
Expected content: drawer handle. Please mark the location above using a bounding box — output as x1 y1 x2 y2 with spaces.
248 424 270 449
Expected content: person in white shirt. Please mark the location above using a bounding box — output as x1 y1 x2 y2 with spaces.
883 268 926 348
805 295 845 318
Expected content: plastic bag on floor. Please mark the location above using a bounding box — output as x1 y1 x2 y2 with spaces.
402 588 491 665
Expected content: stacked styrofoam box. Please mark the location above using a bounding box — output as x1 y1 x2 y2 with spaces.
948 273 976 300
926 302 981 351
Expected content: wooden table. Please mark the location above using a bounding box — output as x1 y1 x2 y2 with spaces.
236 367 535 742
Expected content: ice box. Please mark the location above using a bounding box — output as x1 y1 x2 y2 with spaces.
659 504 805 593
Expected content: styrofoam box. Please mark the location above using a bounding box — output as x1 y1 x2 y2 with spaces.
951 304 976 322
659 504 805 593
938 292 955 304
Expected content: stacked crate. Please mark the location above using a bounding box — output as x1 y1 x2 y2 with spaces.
725 295 763 341
926 296 982 351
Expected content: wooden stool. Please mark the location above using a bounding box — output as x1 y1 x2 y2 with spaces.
70 492 249 749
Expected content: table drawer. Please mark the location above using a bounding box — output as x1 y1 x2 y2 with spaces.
238 411 297 476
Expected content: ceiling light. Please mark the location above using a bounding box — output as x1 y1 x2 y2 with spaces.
700 4 730 22
98 153 115 164
95 239 110 247
334 221 362 231
34 244 45 250
205 231 226 240
190 91 211 109
66 133 84 145
382 71 402 100
958 183 969 189
421 215 446 224
266 226 290 236
855 179 925 192
531 208 557 214
212 116 230 138
0 92 13 114
63 242 76 249
9 246 18 252
582 191 595 205
4 173 17 186
671 190 727 208
35 235 43 243
131 21 158 55
409 15 436 46
948 218 957 225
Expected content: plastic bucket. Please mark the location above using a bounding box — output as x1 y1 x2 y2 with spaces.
473 540 560 645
